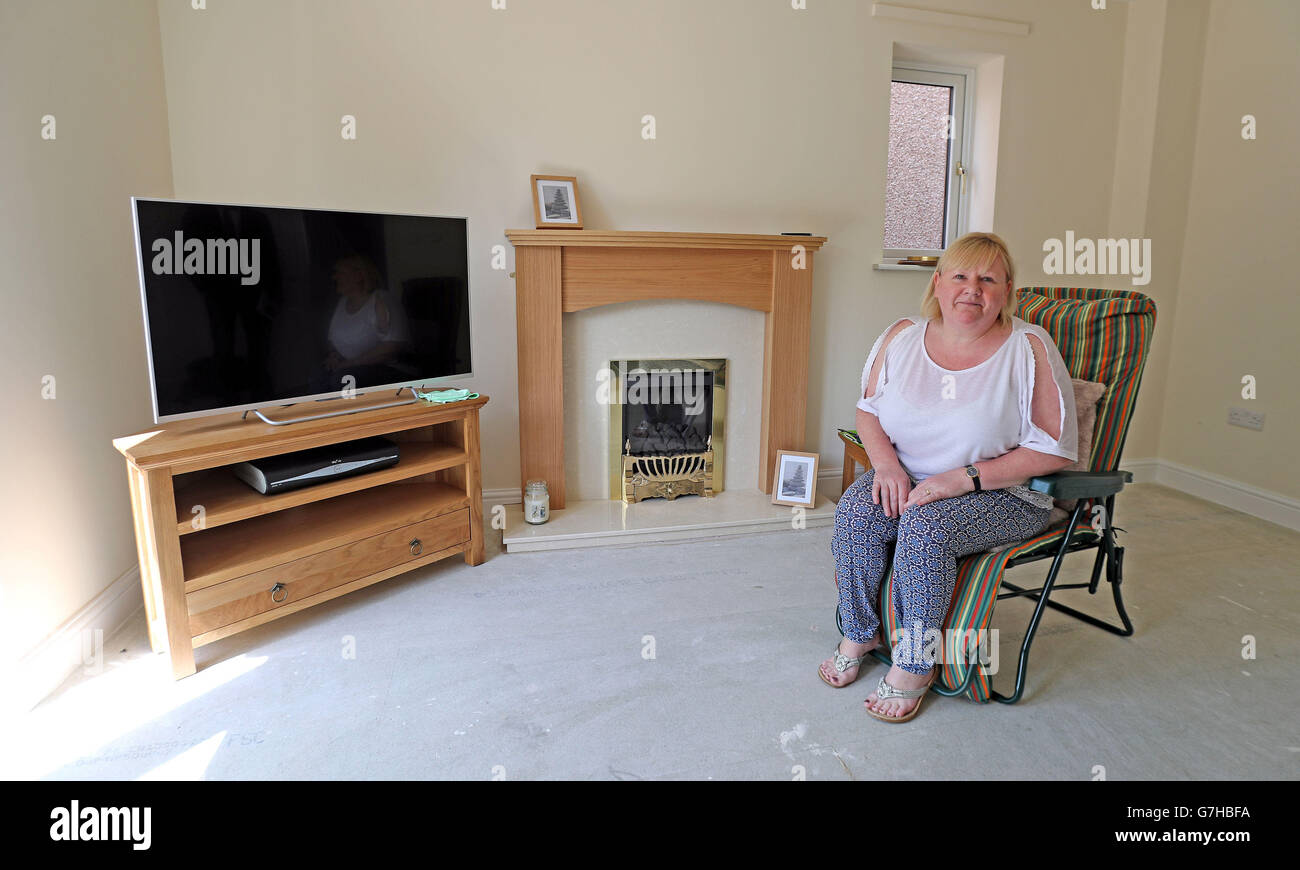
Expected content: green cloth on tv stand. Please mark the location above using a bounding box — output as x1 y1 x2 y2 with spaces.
414 387 479 404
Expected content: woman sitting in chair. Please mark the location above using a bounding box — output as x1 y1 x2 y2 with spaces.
820 232 1078 722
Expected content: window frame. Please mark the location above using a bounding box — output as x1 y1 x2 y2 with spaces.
883 61 976 260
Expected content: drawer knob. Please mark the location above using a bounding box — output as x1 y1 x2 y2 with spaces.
410 538 423 556
270 582 287 603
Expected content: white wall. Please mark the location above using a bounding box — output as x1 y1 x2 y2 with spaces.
1102 0 1209 466
0 1 174 682
152 0 1133 493
1158 0 1300 495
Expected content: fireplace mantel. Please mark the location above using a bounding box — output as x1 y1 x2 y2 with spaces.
505 229 828 250
506 229 827 509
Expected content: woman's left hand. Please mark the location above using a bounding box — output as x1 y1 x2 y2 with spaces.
901 468 972 512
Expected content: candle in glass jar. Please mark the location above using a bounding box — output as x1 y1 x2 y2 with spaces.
523 479 550 524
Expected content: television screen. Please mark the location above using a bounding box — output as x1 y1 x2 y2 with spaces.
132 198 472 421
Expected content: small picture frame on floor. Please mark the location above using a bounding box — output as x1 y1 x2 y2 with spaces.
771 450 819 507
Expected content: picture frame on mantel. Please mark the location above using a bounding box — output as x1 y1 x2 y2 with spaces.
531 174 583 229
771 450 820 508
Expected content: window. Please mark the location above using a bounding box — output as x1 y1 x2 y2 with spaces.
883 63 972 259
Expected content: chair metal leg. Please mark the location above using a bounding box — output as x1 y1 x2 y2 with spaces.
1089 495 1114 594
1087 529 1107 594
989 500 1087 704
1001 495 1134 639
991 497 1135 704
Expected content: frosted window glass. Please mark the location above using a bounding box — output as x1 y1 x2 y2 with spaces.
884 81 953 251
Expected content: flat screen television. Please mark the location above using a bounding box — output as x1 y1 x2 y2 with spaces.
131 198 472 422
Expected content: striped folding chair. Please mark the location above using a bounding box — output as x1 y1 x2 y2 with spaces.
839 287 1157 704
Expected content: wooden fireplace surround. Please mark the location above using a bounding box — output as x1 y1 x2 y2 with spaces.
505 229 827 509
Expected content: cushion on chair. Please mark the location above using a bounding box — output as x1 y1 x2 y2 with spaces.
1046 377 1107 524
984 377 1106 550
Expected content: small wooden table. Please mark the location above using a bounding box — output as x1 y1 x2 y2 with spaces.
839 429 871 495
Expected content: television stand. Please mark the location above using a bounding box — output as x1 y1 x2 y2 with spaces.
113 394 488 679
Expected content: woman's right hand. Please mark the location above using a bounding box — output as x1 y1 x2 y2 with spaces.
871 464 913 518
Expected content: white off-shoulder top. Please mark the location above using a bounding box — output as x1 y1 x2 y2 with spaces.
856 315 1078 511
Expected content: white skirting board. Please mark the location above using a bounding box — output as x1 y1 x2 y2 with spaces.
3 565 144 716
483 486 522 507
1143 458 1300 532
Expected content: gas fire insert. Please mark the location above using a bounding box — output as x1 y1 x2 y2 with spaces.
607 358 727 502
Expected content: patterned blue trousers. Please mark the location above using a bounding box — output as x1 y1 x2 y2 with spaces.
832 468 1051 674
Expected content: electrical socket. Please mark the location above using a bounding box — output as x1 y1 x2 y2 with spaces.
1227 407 1265 431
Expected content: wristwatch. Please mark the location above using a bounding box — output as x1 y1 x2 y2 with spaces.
965 465 982 492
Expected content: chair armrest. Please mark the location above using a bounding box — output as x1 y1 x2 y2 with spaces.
1026 470 1133 500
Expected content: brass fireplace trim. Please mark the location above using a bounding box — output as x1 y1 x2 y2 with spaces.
623 450 715 503
608 358 727 500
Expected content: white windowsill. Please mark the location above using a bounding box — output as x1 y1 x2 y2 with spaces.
874 262 934 271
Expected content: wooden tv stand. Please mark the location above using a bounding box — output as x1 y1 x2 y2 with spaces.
113 393 488 679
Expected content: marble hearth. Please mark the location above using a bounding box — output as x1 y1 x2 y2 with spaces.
501 487 835 552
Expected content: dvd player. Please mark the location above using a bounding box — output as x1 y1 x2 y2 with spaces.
233 436 400 495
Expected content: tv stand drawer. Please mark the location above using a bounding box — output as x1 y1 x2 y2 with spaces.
187 508 469 637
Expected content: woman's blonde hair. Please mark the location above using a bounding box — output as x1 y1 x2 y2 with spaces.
919 232 1018 328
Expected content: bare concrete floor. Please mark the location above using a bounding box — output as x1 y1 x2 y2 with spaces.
7 482 1299 780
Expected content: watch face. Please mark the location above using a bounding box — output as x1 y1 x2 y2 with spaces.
967 466 978 476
